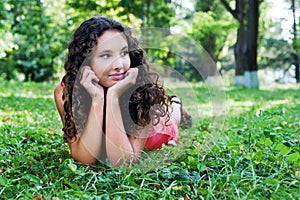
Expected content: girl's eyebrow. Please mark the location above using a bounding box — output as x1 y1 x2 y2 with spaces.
99 50 112 53
98 50 112 54
98 46 128 54
121 45 129 50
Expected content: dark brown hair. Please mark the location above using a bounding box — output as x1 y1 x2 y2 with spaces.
61 16 169 142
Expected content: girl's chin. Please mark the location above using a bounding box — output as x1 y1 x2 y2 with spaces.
102 81 117 88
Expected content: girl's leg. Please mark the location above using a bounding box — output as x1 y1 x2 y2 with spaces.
169 96 182 127
169 96 192 130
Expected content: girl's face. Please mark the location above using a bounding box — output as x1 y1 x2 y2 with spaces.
90 29 131 88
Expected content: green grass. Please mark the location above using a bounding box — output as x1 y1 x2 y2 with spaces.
0 80 299 199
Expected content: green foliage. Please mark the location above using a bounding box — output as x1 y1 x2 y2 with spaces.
258 1 299 80
0 81 299 199
0 0 299 83
169 0 238 80
260 38 295 71
118 0 175 28
0 0 67 82
191 0 238 61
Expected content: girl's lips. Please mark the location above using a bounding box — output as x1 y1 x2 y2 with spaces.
109 73 125 81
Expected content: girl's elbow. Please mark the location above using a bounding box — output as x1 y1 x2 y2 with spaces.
71 152 98 165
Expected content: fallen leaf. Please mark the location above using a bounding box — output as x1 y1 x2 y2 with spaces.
1 116 10 122
48 128 55 132
0 168 7 175
34 195 42 200
184 194 191 200
173 186 181 190
202 126 208 131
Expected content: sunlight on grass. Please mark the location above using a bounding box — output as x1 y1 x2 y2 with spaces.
0 80 56 99
260 81 300 90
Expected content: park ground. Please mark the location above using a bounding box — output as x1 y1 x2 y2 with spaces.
0 75 299 199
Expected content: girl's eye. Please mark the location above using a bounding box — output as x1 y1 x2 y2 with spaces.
121 50 129 57
100 54 110 59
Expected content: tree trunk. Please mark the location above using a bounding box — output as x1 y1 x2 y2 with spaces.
293 53 300 82
220 0 247 86
234 0 246 86
244 0 259 88
292 0 300 82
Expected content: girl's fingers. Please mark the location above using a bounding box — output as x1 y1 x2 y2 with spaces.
80 66 92 81
110 68 139 95
123 68 138 85
85 72 98 83
80 66 99 84
78 67 104 99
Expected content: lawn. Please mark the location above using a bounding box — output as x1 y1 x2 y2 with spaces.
0 80 299 199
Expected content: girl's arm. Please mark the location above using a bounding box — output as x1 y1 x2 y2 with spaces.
106 68 148 167
54 67 106 165
69 95 105 165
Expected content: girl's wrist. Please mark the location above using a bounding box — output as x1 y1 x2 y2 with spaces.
107 88 119 98
91 95 104 106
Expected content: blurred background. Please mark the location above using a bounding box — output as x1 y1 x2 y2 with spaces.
0 0 299 88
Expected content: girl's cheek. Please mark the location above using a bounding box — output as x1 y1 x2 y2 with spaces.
125 58 131 69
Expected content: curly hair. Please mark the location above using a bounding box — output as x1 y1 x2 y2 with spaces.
61 16 170 142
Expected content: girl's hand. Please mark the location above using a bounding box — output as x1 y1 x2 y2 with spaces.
109 68 139 96
79 66 104 99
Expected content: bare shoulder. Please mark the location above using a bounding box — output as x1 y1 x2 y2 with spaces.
54 83 65 124
54 84 63 98
54 84 63 107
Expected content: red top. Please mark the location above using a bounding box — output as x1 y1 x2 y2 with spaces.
144 120 179 150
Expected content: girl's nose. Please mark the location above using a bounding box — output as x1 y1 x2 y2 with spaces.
112 57 123 70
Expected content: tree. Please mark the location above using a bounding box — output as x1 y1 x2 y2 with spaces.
65 0 141 30
118 0 176 77
118 0 175 28
0 0 67 82
291 0 300 82
244 0 259 88
258 0 299 83
164 0 237 81
260 37 296 81
191 0 237 78
220 0 246 86
0 0 16 80
220 0 261 88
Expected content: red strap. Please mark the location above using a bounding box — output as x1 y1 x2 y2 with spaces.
61 82 66 92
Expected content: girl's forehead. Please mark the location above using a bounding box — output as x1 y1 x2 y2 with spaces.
97 30 127 45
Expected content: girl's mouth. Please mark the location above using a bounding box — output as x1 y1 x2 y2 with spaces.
109 73 125 81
